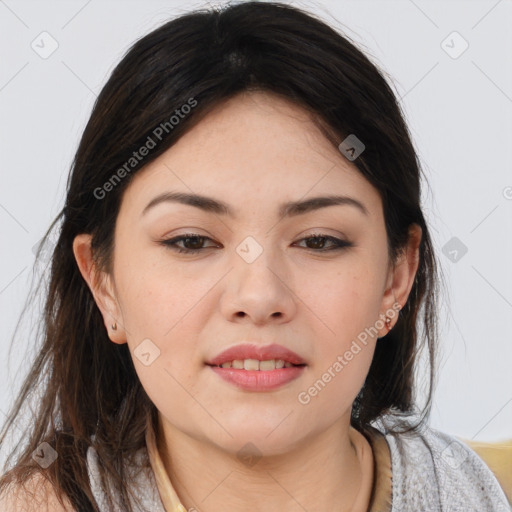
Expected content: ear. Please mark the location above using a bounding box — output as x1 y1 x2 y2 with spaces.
72 233 127 344
378 223 422 337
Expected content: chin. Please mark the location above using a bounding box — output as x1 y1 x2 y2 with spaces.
205 421 305 458
220 435 300 461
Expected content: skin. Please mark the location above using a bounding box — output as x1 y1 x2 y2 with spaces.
73 90 421 512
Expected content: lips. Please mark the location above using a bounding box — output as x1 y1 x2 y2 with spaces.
206 343 306 367
206 343 307 392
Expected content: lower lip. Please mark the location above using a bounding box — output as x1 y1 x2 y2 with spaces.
209 365 306 391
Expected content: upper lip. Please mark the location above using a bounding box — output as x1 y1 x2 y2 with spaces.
206 343 307 366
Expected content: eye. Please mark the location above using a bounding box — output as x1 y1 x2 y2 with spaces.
159 232 353 254
294 233 353 252
160 233 218 254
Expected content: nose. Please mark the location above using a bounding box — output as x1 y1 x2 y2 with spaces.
219 241 297 326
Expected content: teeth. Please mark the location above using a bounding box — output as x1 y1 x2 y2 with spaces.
218 359 294 370
244 358 260 370
259 359 276 371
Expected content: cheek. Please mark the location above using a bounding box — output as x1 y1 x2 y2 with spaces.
299 296 378 420
306 264 383 340
116 255 206 339
116 260 213 389
113 282 200 416
300 262 383 396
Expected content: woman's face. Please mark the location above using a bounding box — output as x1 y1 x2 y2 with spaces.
75 90 419 455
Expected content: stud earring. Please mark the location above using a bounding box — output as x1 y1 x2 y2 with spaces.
111 322 117 331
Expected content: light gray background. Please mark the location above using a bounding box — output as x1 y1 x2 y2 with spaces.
1 0 511 455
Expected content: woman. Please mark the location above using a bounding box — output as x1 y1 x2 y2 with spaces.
0 2 509 511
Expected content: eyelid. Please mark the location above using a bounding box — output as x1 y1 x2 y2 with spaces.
162 232 219 249
159 231 353 254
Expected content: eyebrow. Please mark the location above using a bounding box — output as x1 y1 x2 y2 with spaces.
141 191 369 219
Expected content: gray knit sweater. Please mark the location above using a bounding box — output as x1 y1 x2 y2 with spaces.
86 419 510 511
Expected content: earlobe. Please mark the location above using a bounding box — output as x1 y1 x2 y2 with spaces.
72 234 126 344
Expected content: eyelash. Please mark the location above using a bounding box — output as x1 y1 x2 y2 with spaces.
160 232 353 254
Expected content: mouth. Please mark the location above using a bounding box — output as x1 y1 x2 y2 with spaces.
206 342 307 367
206 359 305 371
207 361 306 391
205 343 307 391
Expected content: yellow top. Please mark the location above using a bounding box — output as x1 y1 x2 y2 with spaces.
463 438 512 505
145 418 393 512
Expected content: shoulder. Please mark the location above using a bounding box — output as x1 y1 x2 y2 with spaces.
0 473 75 512
374 416 510 511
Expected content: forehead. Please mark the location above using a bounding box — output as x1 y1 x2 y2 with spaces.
120 91 382 220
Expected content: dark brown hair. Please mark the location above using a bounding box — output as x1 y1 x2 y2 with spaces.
0 2 442 510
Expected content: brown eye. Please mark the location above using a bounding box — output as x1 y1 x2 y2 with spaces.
160 234 218 254
160 232 353 255
295 233 353 252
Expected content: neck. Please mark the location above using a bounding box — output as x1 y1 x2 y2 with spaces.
156 415 374 512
